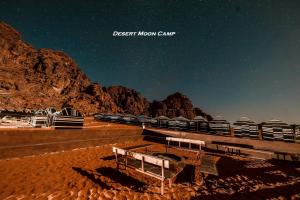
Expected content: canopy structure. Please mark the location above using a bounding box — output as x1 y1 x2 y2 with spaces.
261 119 294 142
233 117 259 139
208 115 231 135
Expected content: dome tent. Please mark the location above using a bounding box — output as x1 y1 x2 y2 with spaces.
233 117 259 139
208 115 231 135
168 116 189 130
189 116 209 132
261 119 294 142
153 116 170 128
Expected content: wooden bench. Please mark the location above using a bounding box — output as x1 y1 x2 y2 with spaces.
113 147 171 195
165 137 205 154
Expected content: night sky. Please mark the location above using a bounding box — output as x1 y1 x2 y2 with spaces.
1 0 300 123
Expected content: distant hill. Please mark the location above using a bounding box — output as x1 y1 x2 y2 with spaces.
0 22 212 120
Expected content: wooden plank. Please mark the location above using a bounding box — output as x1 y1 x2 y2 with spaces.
113 147 170 168
136 169 163 180
166 137 205 145
128 151 170 168
113 147 127 155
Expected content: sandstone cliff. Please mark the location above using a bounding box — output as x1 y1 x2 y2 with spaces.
0 22 211 120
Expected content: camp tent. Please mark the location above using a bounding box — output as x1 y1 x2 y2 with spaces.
233 117 259 139
208 115 231 135
262 119 294 142
153 116 170 128
168 116 189 130
189 116 208 132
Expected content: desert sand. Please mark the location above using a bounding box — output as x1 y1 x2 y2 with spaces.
0 139 300 200
0 120 300 199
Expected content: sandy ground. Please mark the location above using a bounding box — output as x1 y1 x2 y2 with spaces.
0 139 300 200
0 120 300 199
0 120 142 159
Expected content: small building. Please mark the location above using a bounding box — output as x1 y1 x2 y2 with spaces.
262 119 294 142
233 117 259 139
168 116 189 130
208 116 231 135
189 116 208 132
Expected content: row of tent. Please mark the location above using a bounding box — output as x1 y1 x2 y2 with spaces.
30 107 84 128
94 114 300 143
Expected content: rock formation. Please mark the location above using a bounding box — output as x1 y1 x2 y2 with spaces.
0 22 117 114
106 86 149 115
149 92 212 120
0 22 212 120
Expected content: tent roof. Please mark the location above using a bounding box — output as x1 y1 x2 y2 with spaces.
210 115 229 123
154 116 170 120
172 116 189 121
122 114 136 118
193 116 207 121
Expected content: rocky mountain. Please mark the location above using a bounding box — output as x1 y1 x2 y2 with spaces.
0 22 211 120
0 22 118 114
106 86 149 116
149 92 212 120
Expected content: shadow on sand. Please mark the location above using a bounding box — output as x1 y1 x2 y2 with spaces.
191 157 300 199
191 182 300 200
96 167 146 192
142 129 168 144
72 167 110 189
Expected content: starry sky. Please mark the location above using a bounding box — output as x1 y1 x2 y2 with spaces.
1 0 300 123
